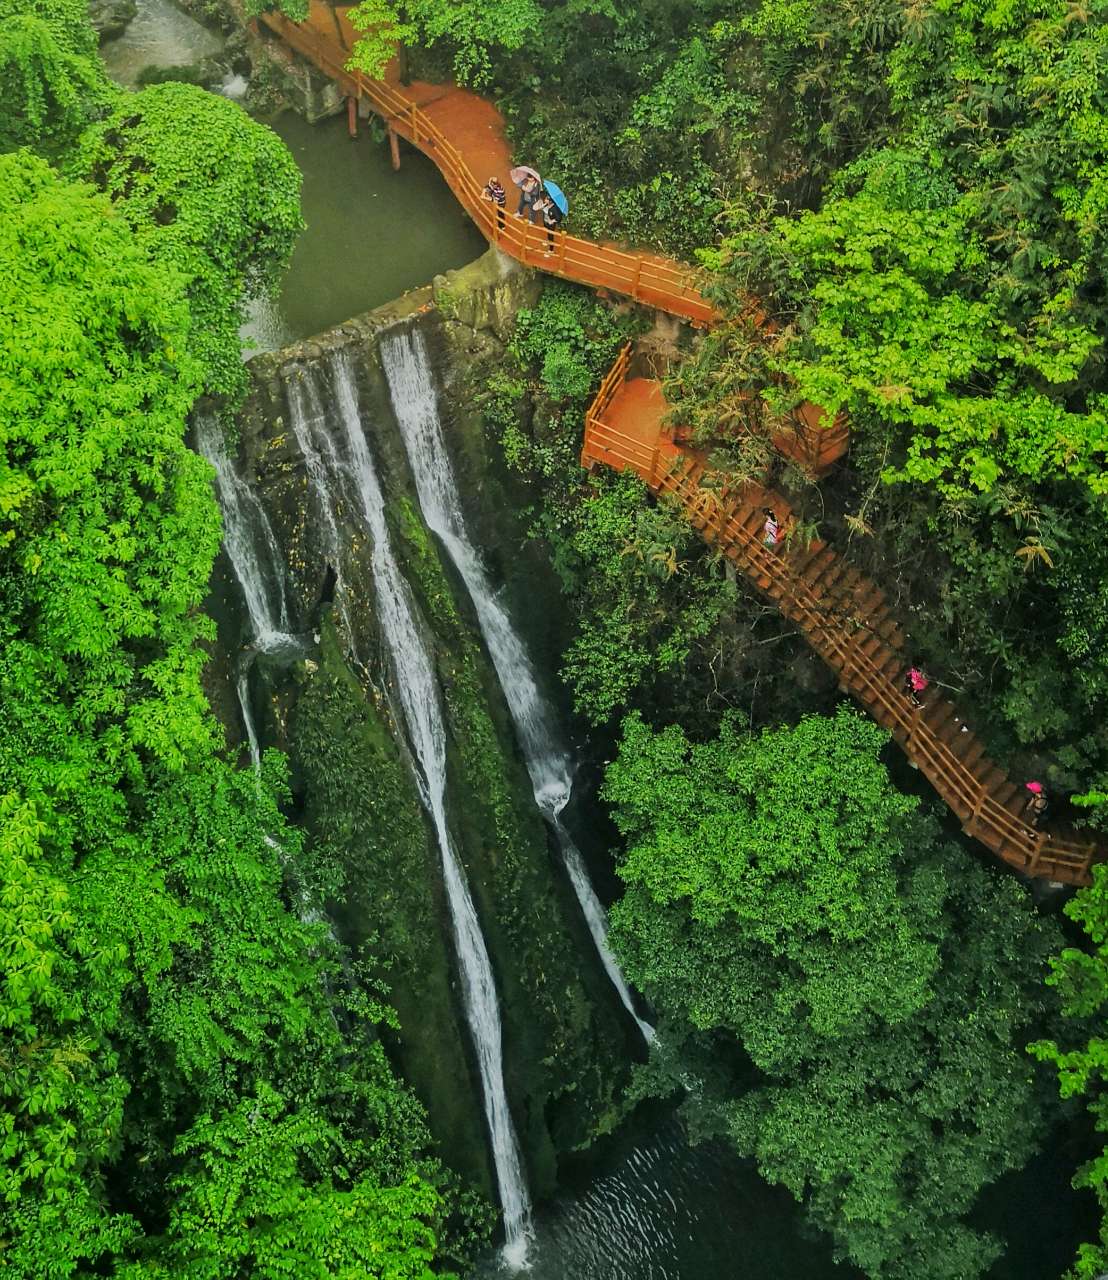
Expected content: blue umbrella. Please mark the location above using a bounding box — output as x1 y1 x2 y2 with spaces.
543 180 569 216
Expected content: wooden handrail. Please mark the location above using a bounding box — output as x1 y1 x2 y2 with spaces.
257 14 718 325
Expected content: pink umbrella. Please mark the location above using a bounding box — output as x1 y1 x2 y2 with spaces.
510 165 541 186
1026 781 1043 794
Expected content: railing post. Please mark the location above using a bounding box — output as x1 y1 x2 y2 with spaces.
409 100 417 143
1027 834 1048 874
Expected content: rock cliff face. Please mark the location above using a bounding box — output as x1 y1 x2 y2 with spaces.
204 249 631 1201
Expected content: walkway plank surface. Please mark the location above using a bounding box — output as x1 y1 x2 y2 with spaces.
583 362 1103 887
256 4 718 324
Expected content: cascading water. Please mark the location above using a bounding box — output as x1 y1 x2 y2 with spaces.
195 412 302 775
195 413 295 651
285 352 533 1268
284 369 357 646
196 413 331 939
381 327 654 1046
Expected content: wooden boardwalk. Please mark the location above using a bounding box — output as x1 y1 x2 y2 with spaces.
584 355 1102 886
255 3 716 324
259 13 1102 884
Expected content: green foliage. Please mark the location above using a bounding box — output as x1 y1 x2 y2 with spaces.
511 282 628 405
119 1085 451 1280
0 793 138 1277
607 706 1063 1279
0 150 467 1278
555 471 736 725
0 150 215 777
0 0 115 155
1033 866 1108 1279
715 156 1108 499
242 0 308 20
73 83 303 403
350 0 543 84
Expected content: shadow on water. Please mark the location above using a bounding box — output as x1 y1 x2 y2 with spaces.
242 112 486 352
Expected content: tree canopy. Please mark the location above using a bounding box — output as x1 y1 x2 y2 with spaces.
0 135 466 1280
0 0 115 155
73 82 303 402
606 707 1063 1278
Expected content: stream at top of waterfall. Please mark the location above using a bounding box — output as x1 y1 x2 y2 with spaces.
114 5 1097 1275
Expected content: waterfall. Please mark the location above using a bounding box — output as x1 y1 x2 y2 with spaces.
235 660 263 774
381 328 654 1046
284 369 356 646
194 413 295 651
285 353 533 1268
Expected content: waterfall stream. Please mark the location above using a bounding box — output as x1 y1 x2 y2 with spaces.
381 328 654 1045
195 413 295 651
285 353 533 1268
195 412 303 775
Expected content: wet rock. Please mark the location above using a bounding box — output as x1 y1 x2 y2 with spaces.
89 0 137 42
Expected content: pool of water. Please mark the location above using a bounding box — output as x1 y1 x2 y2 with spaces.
242 111 486 351
466 1103 1095 1280
469 1115 857 1280
100 0 223 86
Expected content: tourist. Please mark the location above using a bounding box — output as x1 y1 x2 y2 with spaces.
903 664 928 708
536 194 564 256
482 176 507 229
515 173 541 220
762 508 780 550
1024 781 1050 829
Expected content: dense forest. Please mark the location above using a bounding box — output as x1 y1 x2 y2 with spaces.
5 0 1108 1276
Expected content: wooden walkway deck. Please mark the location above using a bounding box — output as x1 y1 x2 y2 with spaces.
584 353 1103 886
258 13 1102 884
255 3 717 324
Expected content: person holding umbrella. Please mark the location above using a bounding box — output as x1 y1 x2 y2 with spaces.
536 181 569 256
511 166 542 220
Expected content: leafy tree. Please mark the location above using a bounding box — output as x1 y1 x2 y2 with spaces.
606 706 1063 1279
0 0 114 154
0 149 214 786
1033 869 1108 1280
120 1085 452 1280
0 793 138 1278
348 0 545 84
707 153 1108 500
553 470 737 725
73 83 303 402
1 150 474 1276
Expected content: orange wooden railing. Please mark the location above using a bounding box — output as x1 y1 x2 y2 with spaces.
259 11 1102 883
257 14 717 326
580 379 1100 884
580 343 665 475
657 457 1100 885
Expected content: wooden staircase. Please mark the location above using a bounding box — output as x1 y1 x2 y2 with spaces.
649 455 1101 886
